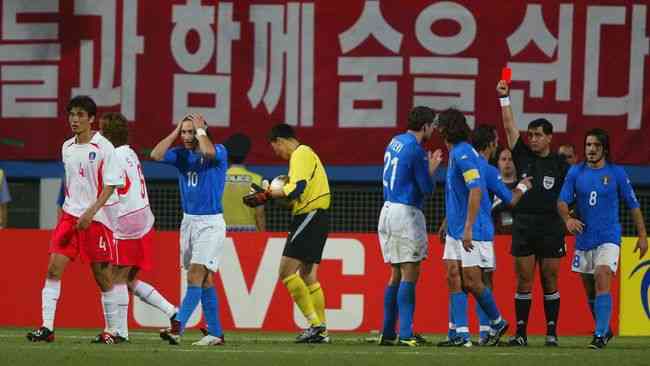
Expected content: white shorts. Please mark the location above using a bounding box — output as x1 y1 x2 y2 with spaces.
180 213 226 272
442 235 495 269
571 243 620 274
378 202 428 264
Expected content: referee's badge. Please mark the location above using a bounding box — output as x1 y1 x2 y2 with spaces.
543 175 555 190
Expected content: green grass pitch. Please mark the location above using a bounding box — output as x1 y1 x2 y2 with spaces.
2 328 649 366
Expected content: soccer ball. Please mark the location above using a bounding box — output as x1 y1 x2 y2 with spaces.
270 175 289 191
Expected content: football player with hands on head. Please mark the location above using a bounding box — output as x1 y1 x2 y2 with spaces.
558 128 647 349
151 112 228 346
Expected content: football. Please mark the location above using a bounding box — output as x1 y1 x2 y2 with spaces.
270 175 289 191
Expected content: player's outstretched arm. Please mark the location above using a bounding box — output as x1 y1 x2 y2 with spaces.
190 113 216 160
76 185 116 230
497 80 519 148
509 177 532 206
462 187 481 252
631 207 648 259
150 118 183 161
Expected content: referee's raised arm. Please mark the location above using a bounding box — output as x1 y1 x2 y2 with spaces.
497 80 519 149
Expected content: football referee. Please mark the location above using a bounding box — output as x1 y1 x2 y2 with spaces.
497 80 570 347
267 123 331 344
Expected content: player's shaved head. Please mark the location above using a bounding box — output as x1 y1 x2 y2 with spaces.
100 112 129 147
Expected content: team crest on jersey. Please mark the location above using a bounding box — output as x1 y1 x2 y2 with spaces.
543 175 555 190
603 175 609 185
88 152 96 161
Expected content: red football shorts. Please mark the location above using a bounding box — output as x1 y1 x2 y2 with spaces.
49 211 114 263
114 228 154 271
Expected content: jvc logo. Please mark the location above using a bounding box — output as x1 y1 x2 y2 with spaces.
133 237 365 330
629 260 650 319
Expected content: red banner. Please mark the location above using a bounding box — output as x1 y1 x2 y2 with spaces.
0 1 648 164
0 229 618 335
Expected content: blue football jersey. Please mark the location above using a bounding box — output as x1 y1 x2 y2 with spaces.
475 156 514 241
559 162 639 250
382 133 434 209
162 144 228 215
445 142 492 241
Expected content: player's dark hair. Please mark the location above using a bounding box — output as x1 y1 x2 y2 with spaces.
436 108 470 144
100 112 129 147
224 133 252 164
584 128 610 161
407 106 435 131
528 118 553 135
559 143 575 152
268 123 296 142
471 124 497 152
66 95 97 118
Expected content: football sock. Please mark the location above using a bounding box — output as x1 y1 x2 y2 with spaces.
201 287 223 337
475 301 490 339
476 287 502 324
101 288 119 334
397 281 415 339
283 274 320 327
448 296 457 340
132 280 177 318
543 291 560 336
114 284 130 338
594 293 612 338
514 292 532 336
382 284 398 339
41 279 61 331
308 282 326 326
451 291 469 340
178 286 202 334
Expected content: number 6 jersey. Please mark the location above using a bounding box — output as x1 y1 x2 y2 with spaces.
103 145 155 239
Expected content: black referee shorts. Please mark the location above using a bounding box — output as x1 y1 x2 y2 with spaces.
283 209 329 264
511 213 566 258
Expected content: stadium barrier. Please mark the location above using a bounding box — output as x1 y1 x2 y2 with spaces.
5 229 645 335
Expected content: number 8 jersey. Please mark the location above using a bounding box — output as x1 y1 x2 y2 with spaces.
559 162 640 251
103 145 155 239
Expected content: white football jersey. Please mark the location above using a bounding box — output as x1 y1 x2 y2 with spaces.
103 145 155 239
61 132 118 229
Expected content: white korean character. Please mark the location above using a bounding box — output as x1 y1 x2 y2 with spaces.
247 3 313 126
410 2 477 127
0 0 60 118
338 0 403 127
583 5 649 130
507 4 574 132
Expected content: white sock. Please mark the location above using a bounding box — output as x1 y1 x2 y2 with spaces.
41 279 61 331
114 284 130 338
133 280 176 318
101 288 118 334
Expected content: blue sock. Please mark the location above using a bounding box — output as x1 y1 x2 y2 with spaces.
178 286 202 334
397 281 415 339
594 293 612 337
382 285 398 339
476 287 502 323
201 287 223 337
448 295 457 340
476 301 490 339
451 292 469 340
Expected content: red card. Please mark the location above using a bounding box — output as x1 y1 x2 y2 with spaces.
501 67 512 84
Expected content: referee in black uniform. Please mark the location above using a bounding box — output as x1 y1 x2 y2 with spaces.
497 80 569 347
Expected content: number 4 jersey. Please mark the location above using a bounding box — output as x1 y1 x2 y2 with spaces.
103 145 155 239
559 162 640 251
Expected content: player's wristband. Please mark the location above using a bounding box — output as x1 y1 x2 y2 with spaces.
516 182 528 194
499 96 511 107
195 128 207 137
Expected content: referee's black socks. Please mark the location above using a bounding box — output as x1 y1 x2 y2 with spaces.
514 292 532 336
543 291 560 336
